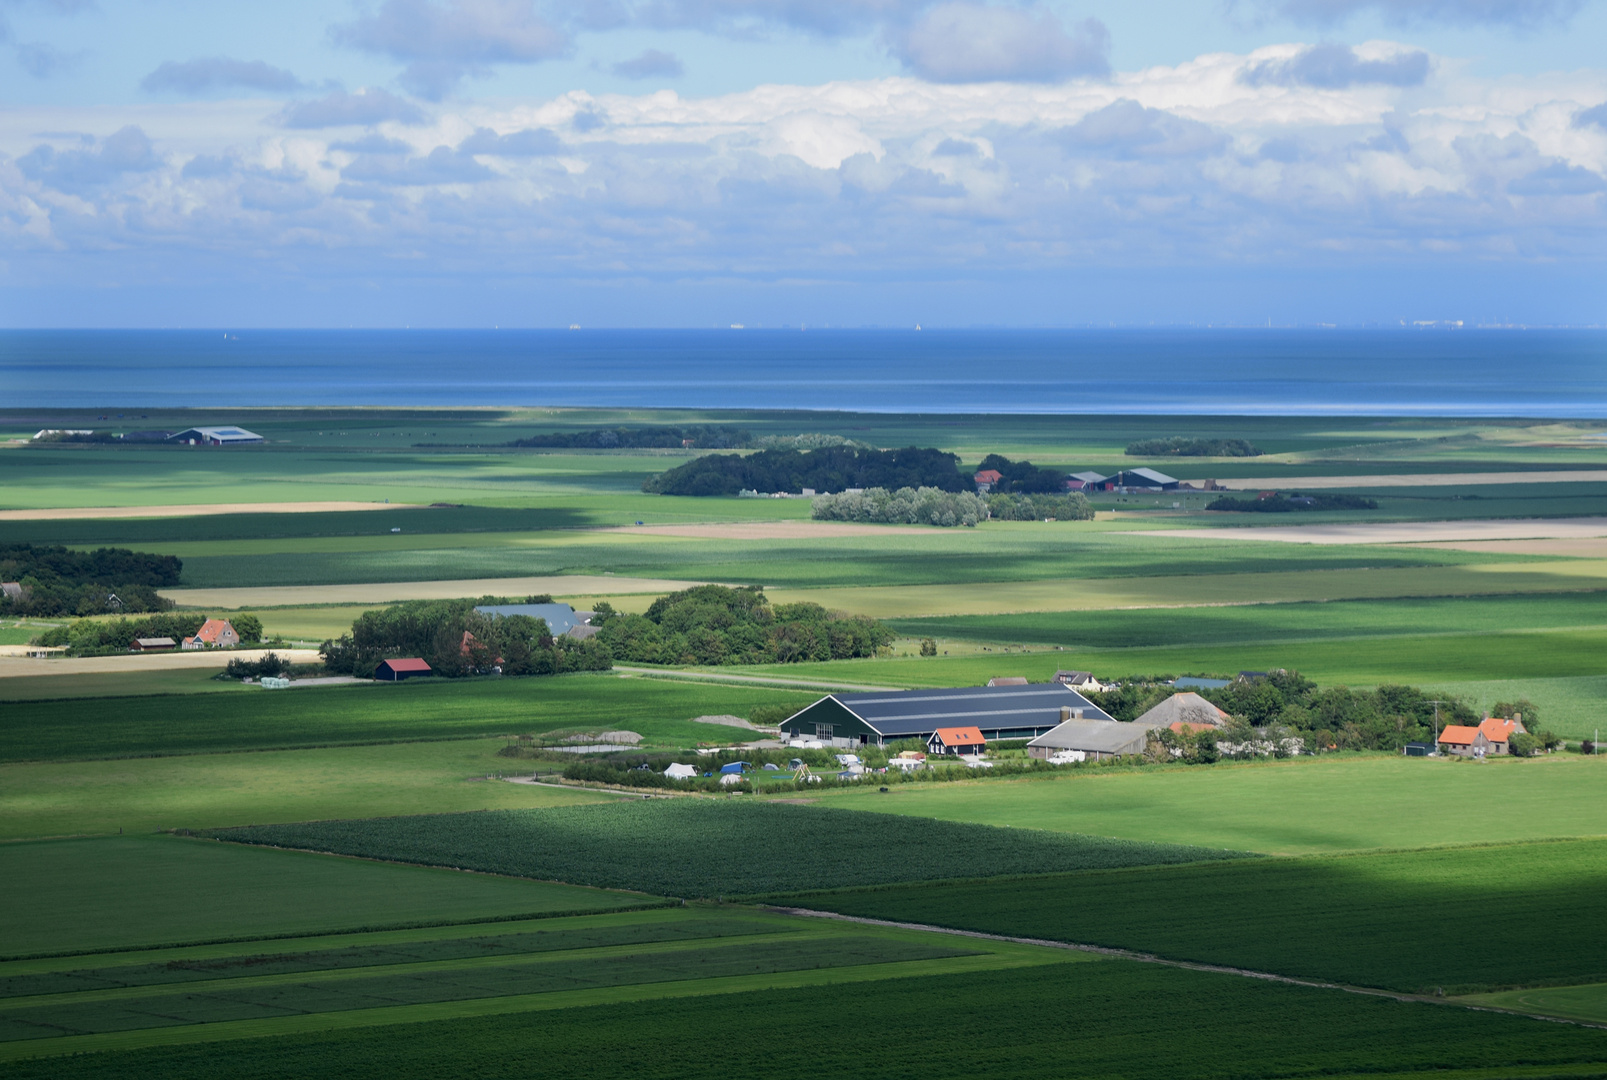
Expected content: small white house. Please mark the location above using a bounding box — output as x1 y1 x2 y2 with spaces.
664 763 698 780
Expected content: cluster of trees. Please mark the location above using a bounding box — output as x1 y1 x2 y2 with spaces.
35 612 264 656
593 585 894 665
320 599 610 679
1207 493 1378 512
507 425 751 449
974 454 1071 494
1126 437 1262 457
811 487 987 527
986 492 1094 521
1085 671 1560 757
644 446 968 496
0 543 181 617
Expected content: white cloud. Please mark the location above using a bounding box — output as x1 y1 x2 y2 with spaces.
1248 0 1584 27
142 57 305 96
891 4 1109 83
330 0 570 99
0 43 1602 279
1241 42 1430 87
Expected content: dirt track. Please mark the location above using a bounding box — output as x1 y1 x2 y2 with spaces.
0 502 407 521
162 574 708 609
1217 470 1607 490
1150 517 1607 546
0 648 323 678
604 521 923 540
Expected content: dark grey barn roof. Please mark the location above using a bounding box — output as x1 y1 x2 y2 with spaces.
833 683 1113 737
474 603 587 636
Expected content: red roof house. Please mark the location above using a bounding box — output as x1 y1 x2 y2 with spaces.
1438 724 1490 758
183 618 240 650
376 657 432 681
974 469 1003 491
1478 717 1525 754
928 726 987 756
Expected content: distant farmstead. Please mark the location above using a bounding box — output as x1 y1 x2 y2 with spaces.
131 637 177 652
376 657 432 681
168 426 264 446
928 726 986 756
780 682 1113 748
182 618 240 650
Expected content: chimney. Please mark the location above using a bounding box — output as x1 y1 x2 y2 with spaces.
1074 708 1085 720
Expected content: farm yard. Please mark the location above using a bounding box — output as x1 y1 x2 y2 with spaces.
4 407 1607 1077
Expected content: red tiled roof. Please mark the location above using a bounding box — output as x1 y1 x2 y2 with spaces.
1438 724 1480 745
194 618 236 642
1479 718 1518 743
380 657 432 672
974 470 1003 483
932 726 985 746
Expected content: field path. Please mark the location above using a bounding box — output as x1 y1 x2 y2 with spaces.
1150 517 1607 546
770 907 1607 1031
0 501 409 520
0 648 323 678
1217 470 1607 490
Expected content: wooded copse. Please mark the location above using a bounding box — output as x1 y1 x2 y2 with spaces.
643 446 969 496
811 487 987 526
0 543 181 617
321 599 612 679
593 584 894 664
1126 437 1262 457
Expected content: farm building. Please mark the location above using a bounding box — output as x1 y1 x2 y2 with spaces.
987 676 1028 687
1065 471 1107 491
1110 468 1179 491
779 682 1112 748
181 618 240 650
473 602 593 637
130 637 177 651
1027 717 1169 761
974 469 1003 492
1134 692 1230 732
1403 741 1435 757
1 582 21 601
167 426 264 446
928 726 986 756
376 657 432 681
1437 725 1490 758
1053 670 1107 692
1478 717 1525 755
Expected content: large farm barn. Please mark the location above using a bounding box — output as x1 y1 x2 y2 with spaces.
779 682 1113 748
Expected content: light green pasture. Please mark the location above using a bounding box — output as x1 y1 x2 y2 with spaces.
0 738 613 841
1463 983 1607 1025
791 753 1607 855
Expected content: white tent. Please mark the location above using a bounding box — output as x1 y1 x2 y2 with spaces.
664 763 698 780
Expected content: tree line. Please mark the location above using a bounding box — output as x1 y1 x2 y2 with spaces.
644 446 970 496
320 598 610 679
1126 437 1262 457
35 612 264 656
0 543 181 617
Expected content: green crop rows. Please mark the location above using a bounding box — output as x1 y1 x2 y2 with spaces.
9 962 1607 1080
796 838 1607 994
208 800 1253 898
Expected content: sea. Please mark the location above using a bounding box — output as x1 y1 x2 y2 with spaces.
2 328 1605 415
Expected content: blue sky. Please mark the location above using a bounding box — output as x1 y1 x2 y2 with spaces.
0 0 1603 326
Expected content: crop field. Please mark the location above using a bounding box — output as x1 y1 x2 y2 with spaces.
9 960 1607 1080
0 739 617 841
0 903 1067 1064
205 800 1253 898
887 591 1607 651
1465 981 1607 1025
2 835 654 958
0 674 816 763
795 754 1607 854
796 838 1607 994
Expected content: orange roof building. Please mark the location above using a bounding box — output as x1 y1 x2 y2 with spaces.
1438 724 1491 757
182 618 240 650
928 726 987 756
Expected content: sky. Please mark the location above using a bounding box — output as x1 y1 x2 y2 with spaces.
0 0 1603 327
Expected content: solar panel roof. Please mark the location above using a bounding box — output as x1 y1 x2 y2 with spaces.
835 683 1113 737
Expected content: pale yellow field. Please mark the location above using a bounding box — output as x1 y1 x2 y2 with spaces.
0 648 323 679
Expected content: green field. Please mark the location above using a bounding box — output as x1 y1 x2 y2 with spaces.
9 960 1607 1080
0 674 815 763
0 739 617 841
1 835 654 958
1465 982 1607 1024
207 800 1251 897
796 754 1607 854
798 837 1607 993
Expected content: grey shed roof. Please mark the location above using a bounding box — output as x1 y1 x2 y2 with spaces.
1134 692 1231 728
1069 471 1108 484
1027 718 1159 756
832 683 1111 738
167 426 263 443
474 602 586 636
1124 467 1178 485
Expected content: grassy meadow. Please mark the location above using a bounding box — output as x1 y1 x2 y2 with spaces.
6 407 1607 1074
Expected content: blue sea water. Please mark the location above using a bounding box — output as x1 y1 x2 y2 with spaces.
1 328 1604 415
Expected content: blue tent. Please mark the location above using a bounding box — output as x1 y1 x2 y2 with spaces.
719 761 751 775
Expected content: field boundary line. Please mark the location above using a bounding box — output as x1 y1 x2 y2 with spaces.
764 906 1607 1032
613 666 900 692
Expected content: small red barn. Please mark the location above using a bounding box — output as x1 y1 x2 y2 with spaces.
376 657 432 681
